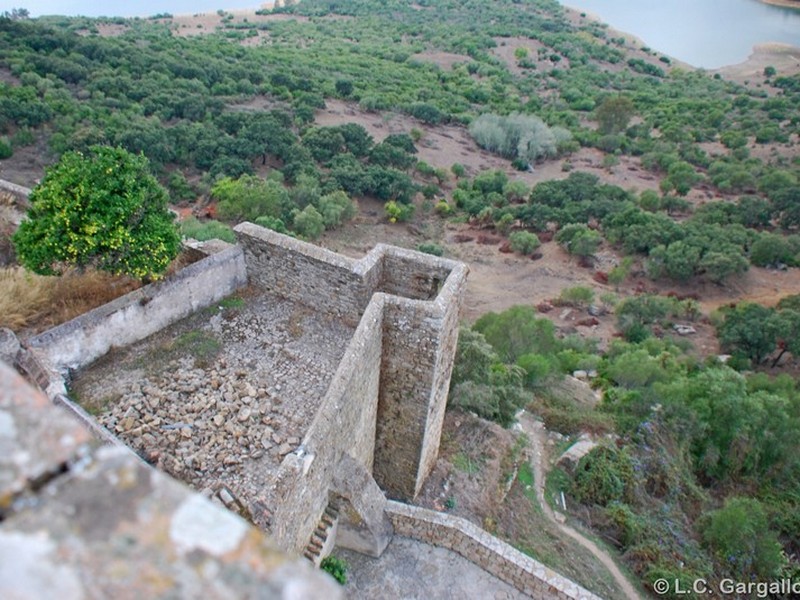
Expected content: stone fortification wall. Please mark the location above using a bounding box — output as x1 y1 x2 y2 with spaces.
386 501 601 600
0 178 31 204
267 298 385 553
234 222 382 327
0 361 342 600
234 224 468 550
26 245 247 376
374 252 468 500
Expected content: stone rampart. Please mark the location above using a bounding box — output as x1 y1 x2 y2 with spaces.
0 361 342 600
25 244 247 377
386 501 601 600
266 297 385 552
235 222 382 326
0 178 31 204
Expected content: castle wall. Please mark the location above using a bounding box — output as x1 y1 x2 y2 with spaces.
267 298 384 553
386 501 601 600
373 251 468 500
26 245 246 374
234 223 382 327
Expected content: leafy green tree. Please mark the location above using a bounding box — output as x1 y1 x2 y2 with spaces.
703 498 786 580
508 231 540 256
699 250 749 283
473 306 558 362
660 160 701 196
555 223 601 258
647 241 700 281
594 95 635 135
717 302 778 364
13 146 180 280
316 190 356 229
750 233 794 267
292 205 325 240
213 175 290 223
335 79 353 97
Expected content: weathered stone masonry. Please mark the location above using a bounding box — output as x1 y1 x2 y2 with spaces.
8 216 596 599
234 223 468 553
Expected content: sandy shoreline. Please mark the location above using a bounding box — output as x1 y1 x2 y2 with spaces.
560 1 800 77
760 0 800 9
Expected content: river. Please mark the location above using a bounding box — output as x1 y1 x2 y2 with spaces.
560 0 800 68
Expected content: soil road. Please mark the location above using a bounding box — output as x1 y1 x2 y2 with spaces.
518 411 643 600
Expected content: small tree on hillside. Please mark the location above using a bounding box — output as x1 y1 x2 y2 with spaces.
594 95 635 135
13 146 180 280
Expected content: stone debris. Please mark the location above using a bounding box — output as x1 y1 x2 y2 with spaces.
673 323 697 335
79 293 354 527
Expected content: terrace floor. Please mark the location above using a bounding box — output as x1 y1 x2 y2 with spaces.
337 536 527 599
70 286 355 519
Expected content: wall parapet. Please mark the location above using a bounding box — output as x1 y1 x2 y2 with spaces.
385 501 601 600
25 244 247 375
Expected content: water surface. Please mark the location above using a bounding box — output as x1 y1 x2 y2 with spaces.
561 0 800 68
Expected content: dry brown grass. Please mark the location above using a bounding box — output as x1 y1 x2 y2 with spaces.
0 267 54 329
0 267 141 333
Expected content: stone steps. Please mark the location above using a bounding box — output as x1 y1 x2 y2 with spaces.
303 503 339 564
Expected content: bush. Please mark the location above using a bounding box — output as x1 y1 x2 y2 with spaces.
385 200 414 223
559 285 594 307
14 146 180 280
572 445 634 506
320 555 348 585
416 243 444 256
179 217 235 243
702 498 786 580
469 113 572 164
508 231 540 255
292 205 325 240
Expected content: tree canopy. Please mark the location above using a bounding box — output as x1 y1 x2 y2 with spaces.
13 146 180 280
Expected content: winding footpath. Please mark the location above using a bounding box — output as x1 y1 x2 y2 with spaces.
518 412 643 600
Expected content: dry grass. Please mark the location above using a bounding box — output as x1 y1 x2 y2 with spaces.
0 267 142 333
0 267 54 329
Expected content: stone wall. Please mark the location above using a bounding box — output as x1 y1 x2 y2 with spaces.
0 361 342 600
0 178 31 204
26 244 247 376
235 222 382 327
267 298 385 553
374 253 468 500
386 501 601 600
234 224 468 549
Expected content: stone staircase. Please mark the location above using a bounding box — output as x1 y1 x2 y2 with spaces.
303 503 339 565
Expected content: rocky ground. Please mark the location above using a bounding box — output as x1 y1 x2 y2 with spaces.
70 288 354 522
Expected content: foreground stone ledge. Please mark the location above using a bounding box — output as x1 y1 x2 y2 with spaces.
386 500 601 600
0 362 342 599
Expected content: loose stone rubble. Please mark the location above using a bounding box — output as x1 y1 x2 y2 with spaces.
74 290 354 521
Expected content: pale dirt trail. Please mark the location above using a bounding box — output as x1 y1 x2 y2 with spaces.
518 412 643 600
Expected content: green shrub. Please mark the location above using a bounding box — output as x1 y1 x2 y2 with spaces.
320 555 348 585
385 200 414 223
702 497 786 580
0 138 12 159
180 217 235 243
416 243 444 257
559 286 594 307
292 205 325 240
572 445 634 506
508 231 540 256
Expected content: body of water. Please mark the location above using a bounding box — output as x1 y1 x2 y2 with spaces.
15 2 265 18
561 0 800 68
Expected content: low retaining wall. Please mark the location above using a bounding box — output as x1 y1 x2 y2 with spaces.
0 178 31 203
386 501 601 600
26 244 247 375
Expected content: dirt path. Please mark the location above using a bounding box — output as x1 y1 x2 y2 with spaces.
518 412 643 600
